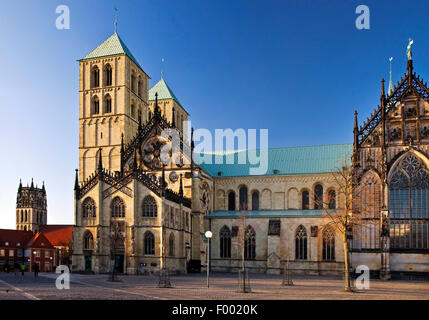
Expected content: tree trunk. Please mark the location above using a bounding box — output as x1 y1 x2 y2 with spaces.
342 231 352 291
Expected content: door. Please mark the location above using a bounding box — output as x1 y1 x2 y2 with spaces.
114 254 124 273
84 255 92 272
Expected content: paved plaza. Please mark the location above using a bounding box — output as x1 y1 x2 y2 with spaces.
0 272 429 300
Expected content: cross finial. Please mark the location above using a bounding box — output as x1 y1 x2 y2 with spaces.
114 7 118 33
161 58 165 79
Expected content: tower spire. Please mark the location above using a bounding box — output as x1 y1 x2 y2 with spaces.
74 169 79 191
97 148 103 172
353 110 359 150
380 78 386 103
161 58 165 79
388 57 394 96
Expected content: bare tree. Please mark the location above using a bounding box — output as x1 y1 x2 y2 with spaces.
234 203 251 293
320 157 380 292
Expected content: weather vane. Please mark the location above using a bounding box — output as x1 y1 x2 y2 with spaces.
407 38 414 60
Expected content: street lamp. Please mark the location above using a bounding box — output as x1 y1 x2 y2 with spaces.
205 230 212 288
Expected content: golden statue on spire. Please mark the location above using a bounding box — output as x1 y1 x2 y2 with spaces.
406 38 414 60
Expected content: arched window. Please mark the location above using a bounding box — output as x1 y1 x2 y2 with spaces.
104 94 112 113
137 77 142 96
252 191 259 210
314 184 323 209
389 153 429 250
130 104 135 119
138 109 142 124
239 186 248 210
84 232 94 250
323 229 335 261
244 226 256 260
295 225 307 260
228 191 236 211
104 64 112 86
220 226 231 258
20 211 24 223
302 190 309 210
23 226 27 231
142 196 157 217
92 66 99 87
92 96 100 114
169 233 175 256
82 197 96 218
328 189 336 209
131 74 135 92
111 197 125 218
144 231 155 255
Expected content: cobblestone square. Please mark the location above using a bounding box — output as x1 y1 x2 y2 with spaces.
0 272 429 300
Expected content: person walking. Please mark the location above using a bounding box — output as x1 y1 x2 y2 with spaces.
33 263 39 279
20 264 25 281
14 262 19 279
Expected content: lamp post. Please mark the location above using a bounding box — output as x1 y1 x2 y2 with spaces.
205 231 212 288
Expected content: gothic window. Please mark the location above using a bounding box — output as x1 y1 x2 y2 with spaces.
228 191 236 211
130 104 135 118
244 226 256 260
137 77 142 96
169 233 175 256
111 196 125 218
389 153 429 250
131 74 135 92
220 226 231 258
84 232 94 250
104 64 112 86
239 186 248 210
82 197 96 218
142 196 157 217
170 209 174 228
302 190 309 210
322 229 335 261
92 96 100 115
92 66 99 87
104 94 112 113
144 231 155 255
314 184 323 209
252 191 259 210
138 110 142 124
328 189 336 209
295 225 307 260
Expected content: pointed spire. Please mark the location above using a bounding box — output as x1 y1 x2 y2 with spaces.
154 92 161 116
388 57 394 96
172 107 176 127
191 127 195 151
380 78 386 106
19 179 22 190
31 178 34 189
74 169 79 191
353 110 359 150
179 174 183 198
97 148 103 172
133 147 138 170
42 181 45 193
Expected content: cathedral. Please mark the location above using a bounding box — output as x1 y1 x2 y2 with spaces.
71 30 429 278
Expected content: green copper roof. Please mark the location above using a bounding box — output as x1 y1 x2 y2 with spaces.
206 210 326 219
149 78 182 105
80 32 143 70
196 143 353 177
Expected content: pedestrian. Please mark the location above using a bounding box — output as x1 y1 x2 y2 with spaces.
20 264 25 281
14 262 19 278
33 263 39 279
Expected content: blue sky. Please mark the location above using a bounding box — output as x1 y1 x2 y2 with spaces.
0 0 428 228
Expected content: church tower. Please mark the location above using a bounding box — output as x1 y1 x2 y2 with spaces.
78 30 150 182
16 179 47 232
